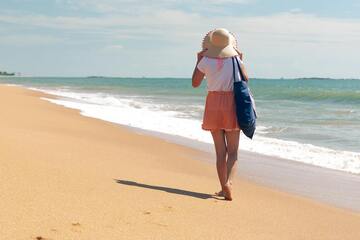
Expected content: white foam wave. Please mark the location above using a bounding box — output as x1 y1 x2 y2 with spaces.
32 87 360 174
3 83 23 87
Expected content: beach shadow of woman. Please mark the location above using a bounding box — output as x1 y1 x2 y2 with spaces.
114 179 220 200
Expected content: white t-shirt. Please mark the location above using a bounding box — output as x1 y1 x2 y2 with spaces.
197 56 243 91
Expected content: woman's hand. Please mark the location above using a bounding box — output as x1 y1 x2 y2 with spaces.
197 49 207 63
234 48 243 61
239 52 243 61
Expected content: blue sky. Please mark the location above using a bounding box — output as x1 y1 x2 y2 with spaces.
0 0 360 78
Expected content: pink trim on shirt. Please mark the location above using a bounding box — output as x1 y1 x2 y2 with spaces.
216 58 224 71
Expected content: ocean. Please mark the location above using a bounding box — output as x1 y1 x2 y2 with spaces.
1 77 359 174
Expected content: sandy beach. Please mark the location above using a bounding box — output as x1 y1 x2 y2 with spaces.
1 84 359 239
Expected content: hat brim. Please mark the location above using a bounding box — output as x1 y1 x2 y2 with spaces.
203 45 238 58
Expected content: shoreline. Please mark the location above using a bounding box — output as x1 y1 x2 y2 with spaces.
1 84 359 239
31 84 360 212
1 81 359 176
3 83 360 211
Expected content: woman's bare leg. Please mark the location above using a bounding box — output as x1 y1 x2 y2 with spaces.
211 130 232 200
215 130 240 199
224 130 240 185
210 130 227 190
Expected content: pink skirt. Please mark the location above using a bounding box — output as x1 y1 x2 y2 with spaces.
202 91 240 131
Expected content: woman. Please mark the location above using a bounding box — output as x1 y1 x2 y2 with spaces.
192 28 249 201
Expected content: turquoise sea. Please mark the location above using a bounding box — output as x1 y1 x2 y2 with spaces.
1 77 359 174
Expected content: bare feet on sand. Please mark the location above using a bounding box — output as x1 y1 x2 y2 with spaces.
215 182 233 201
222 184 232 201
214 190 225 197
215 181 232 196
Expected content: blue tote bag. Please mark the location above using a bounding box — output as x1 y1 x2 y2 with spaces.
232 56 257 139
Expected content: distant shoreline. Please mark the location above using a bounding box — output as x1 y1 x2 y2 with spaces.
0 72 15 76
1 76 359 80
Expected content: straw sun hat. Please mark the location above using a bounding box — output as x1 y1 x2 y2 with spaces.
202 28 239 58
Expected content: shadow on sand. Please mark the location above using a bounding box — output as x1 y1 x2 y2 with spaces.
114 179 219 200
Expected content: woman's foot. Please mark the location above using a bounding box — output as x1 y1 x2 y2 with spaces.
222 183 232 201
214 181 232 198
215 190 225 197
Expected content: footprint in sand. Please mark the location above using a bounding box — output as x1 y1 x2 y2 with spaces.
71 222 82 232
35 236 51 240
151 222 168 227
165 206 173 212
34 228 58 240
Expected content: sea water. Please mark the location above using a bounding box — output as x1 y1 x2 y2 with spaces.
1 77 359 174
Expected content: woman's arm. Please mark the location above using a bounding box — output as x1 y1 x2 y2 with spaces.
192 51 205 88
240 64 249 82
234 47 249 82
